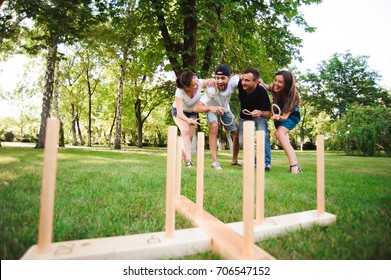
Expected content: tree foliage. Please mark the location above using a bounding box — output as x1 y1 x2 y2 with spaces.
302 51 388 120
142 0 320 78
10 1 391 158
329 105 391 156
1 0 106 148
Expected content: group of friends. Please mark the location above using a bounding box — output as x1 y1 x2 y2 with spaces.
171 65 302 174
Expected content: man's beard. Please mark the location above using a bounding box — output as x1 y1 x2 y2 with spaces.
218 84 228 91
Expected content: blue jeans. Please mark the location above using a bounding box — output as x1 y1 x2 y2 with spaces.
239 118 271 165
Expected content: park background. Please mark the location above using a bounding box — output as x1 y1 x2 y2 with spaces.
0 0 390 260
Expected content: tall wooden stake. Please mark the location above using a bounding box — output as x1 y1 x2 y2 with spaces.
175 137 182 198
37 118 60 253
196 132 205 217
165 126 177 238
317 135 325 215
243 121 255 256
256 130 265 224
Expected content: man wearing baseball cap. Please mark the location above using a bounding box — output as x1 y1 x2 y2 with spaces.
194 65 241 170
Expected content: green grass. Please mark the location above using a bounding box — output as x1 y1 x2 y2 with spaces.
0 144 390 260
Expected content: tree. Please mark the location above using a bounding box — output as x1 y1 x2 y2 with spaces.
141 0 320 153
125 23 170 148
2 0 323 149
303 51 386 120
90 1 143 150
57 46 89 146
144 0 320 78
1 0 105 148
331 105 391 156
83 50 100 147
132 79 174 147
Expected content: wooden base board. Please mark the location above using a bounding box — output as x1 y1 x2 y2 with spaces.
21 200 336 260
175 195 276 260
228 210 337 242
21 227 212 260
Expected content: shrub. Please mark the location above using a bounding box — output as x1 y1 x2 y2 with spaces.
303 141 316 150
4 131 15 142
332 105 391 156
20 134 37 143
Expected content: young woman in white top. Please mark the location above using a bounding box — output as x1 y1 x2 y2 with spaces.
172 70 215 167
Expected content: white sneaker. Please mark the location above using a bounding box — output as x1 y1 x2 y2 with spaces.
211 162 222 170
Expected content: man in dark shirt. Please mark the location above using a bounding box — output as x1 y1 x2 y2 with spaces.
238 68 272 171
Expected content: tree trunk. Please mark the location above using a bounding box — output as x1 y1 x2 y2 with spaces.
87 68 92 147
59 122 65 148
86 65 97 147
71 103 77 146
114 3 135 150
53 59 65 147
299 105 307 151
35 43 58 148
108 110 117 146
153 0 182 76
114 62 125 150
134 86 156 149
76 114 84 145
134 98 143 148
182 0 197 71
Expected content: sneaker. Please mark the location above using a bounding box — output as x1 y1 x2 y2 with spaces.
231 161 242 167
186 160 194 168
265 163 271 172
211 162 222 170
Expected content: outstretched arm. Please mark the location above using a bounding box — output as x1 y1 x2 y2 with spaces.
259 79 272 91
201 78 216 87
193 101 225 115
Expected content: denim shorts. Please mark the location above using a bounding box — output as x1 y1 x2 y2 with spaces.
171 107 198 119
206 111 237 132
274 110 300 130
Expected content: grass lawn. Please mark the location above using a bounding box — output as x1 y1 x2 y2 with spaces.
0 142 390 260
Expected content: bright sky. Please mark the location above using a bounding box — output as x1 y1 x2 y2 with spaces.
1 0 390 119
291 0 391 87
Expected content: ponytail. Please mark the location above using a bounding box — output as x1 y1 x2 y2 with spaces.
177 71 196 88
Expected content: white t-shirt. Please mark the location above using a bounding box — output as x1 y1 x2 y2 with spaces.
199 75 239 110
172 79 204 112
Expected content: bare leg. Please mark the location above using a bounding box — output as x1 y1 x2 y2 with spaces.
209 120 219 163
174 117 195 162
231 130 240 163
275 126 299 173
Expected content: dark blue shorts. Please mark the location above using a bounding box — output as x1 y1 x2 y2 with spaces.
274 108 300 130
171 107 198 119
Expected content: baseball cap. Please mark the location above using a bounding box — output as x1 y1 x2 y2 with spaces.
215 65 231 76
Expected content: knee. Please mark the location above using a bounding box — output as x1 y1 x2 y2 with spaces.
181 126 191 137
210 122 218 135
275 129 287 142
274 130 282 141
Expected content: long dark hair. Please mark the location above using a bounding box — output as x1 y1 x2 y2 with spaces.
176 71 196 88
272 70 301 114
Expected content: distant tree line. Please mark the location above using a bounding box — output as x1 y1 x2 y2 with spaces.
1 1 390 156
